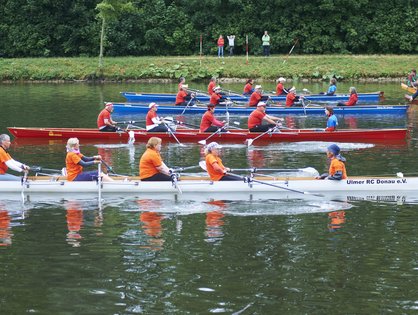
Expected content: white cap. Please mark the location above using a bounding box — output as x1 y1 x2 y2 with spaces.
278 77 286 82
105 102 113 107
213 85 222 91
255 85 262 89
148 102 158 108
257 102 267 107
206 142 222 151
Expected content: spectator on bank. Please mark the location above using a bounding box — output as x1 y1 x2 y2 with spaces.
217 35 224 58
262 31 270 57
227 35 235 56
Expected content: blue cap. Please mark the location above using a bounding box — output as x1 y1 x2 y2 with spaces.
327 144 340 156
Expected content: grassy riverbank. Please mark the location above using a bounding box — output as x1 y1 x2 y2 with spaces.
0 55 416 82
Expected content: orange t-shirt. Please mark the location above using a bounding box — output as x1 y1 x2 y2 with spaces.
329 158 347 179
66 152 84 181
205 153 225 181
139 148 163 179
249 92 262 106
175 90 188 104
244 83 253 94
0 147 12 174
276 82 284 95
248 110 266 129
97 108 111 129
208 81 216 95
285 93 296 107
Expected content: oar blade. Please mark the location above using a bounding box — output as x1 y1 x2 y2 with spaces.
246 139 254 147
198 140 207 145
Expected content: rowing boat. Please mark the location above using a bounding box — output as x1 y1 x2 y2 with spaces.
7 127 409 144
112 103 408 116
121 91 384 104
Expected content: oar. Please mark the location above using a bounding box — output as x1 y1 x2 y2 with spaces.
226 167 319 176
162 121 185 146
172 165 201 172
246 126 279 147
100 159 129 177
198 161 322 197
180 96 197 115
300 97 307 116
198 125 226 145
30 166 62 174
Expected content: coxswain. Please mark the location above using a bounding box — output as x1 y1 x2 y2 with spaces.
243 79 254 96
205 142 240 181
210 86 229 106
208 77 217 95
248 102 283 132
200 104 226 133
139 137 172 181
316 144 347 180
178 76 186 90
337 87 358 106
249 85 270 107
276 77 289 95
97 102 119 132
285 87 304 107
175 84 195 106
323 77 337 95
65 138 113 182
0 134 30 181
324 106 338 131
146 103 169 132
406 69 417 88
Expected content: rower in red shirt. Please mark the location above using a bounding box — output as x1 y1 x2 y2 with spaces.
146 103 169 132
249 85 270 107
276 77 289 95
243 79 254 96
178 77 185 90
210 86 229 106
208 77 217 95
285 87 304 107
175 84 195 106
248 102 283 132
200 104 226 132
97 102 119 132
337 87 358 106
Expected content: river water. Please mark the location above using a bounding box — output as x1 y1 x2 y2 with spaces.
0 82 417 314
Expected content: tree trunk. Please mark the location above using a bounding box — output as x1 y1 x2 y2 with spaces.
98 16 106 68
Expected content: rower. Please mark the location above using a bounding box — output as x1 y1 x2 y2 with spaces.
200 104 226 133
285 87 304 107
97 102 119 132
337 87 358 106
65 138 113 182
276 77 289 95
249 85 270 107
325 106 338 131
210 86 229 106
0 134 30 181
316 144 347 180
406 69 417 88
248 102 284 132
175 84 196 106
139 137 172 181
243 79 254 96
146 103 169 132
208 77 217 95
205 142 240 181
178 76 186 90
323 77 337 96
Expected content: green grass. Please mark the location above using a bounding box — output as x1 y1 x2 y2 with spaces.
0 55 416 82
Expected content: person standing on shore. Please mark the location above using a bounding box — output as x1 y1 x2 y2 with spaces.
262 31 270 57
217 35 224 58
227 35 235 56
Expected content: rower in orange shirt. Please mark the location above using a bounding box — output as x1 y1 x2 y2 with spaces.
243 79 254 96
337 87 358 106
97 102 119 132
249 85 270 107
65 138 113 182
175 84 195 106
316 144 347 180
208 77 217 95
248 102 283 132
276 77 289 95
285 87 304 107
139 137 172 181
146 103 169 132
204 142 240 181
0 134 30 181
200 104 226 132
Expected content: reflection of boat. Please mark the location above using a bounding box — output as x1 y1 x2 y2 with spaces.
7 127 409 145
120 91 384 104
112 103 407 116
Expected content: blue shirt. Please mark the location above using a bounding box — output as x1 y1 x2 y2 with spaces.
327 114 338 129
327 84 337 95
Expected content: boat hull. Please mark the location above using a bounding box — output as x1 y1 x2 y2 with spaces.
121 91 384 104
7 127 409 144
112 103 408 116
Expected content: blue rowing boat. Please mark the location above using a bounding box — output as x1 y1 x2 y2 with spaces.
112 103 408 116
121 91 384 104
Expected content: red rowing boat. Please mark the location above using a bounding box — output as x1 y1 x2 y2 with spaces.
7 127 409 144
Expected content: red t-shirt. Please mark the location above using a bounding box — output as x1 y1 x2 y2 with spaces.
217 38 224 47
146 110 158 127
276 83 284 95
200 111 224 132
175 90 188 104
208 82 216 95
248 110 266 129
97 109 111 129
244 83 253 94
345 93 358 106
249 92 262 107
210 93 222 105
286 93 296 107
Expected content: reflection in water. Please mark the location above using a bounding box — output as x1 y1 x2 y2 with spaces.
0 209 12 247
65 201 84 247
137 199 165 250
328 210 346 231
205 200 227 243
247 150 265 168
344 116 358 129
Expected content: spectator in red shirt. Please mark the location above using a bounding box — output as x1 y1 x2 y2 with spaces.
217 35 224 58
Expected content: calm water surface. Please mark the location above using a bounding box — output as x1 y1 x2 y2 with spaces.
0 82 417 314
